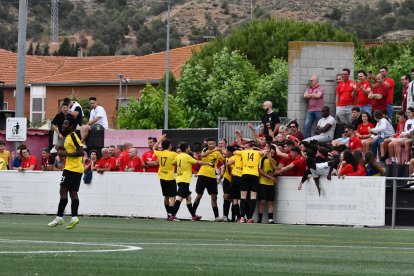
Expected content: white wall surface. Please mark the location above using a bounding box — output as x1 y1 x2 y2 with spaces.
0 172 385 226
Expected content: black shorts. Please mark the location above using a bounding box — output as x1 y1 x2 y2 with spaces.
241 174 259 193
177 182 191 198
60 169 83 192
257 184 276 201
222 178 231 195
196 175 218 195
230 176 242 200
160 179 177 197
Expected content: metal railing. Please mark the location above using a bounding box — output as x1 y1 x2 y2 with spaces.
387 177 413 229
218 117 289 144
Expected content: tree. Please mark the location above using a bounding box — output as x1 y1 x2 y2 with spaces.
245 58 288 119
43 44 50 56
89 40 109 56
176 48 259 128
27 43 34 55
57 38 72 56
117 83 187 129
34 43 42 55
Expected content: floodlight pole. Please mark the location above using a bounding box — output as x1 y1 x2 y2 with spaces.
164 0 172 130
117 73 123 110
16 0 27 118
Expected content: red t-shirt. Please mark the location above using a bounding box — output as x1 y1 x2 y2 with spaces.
352 164 366 176
340 163 355 176
371 83 388 112
22 155 38 170
357 122 374 136
141 150 159 172
336 80 356 106
385 77 395 105
291 155 307 177
118 151 129 172
356 80 371 106
347 135 363 152
280 155 295 176
126 156 143 172
97 156 116 171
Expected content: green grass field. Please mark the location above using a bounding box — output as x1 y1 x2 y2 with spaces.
1 214 414 275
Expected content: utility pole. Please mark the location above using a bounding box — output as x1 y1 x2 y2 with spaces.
16 0 27 118
164 0 172 130
250 0 254 20
51 0 59 42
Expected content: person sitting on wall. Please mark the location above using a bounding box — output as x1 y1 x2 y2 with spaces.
80 97 108 147
302 106 336 143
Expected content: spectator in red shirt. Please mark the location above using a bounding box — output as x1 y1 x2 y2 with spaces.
41 147 55 171
369 74 389 115
142 137 159 172
275 146 306 177
354 70 372 114
96 147 116 174
380 66 395 119
125 148 143 172
345 124 362 152
19 147 38 171
303 75 324 138
337 150 357 177
356 112 375 153
289 120 304 141
352 150 366 176
117 142 132 171
336 68 357 124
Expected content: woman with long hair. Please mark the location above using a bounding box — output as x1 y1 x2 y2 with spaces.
369 110 395 159
356 111 375 153
365 151 385 176
337 150 358 177
352 150 366 176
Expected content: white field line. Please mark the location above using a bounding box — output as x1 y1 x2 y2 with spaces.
126 242 414 251
0 239 142 254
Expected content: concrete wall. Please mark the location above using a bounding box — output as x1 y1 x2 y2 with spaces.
0 171 386 226
288 42 354 132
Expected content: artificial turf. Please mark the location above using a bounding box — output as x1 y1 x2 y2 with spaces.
1 214 414 275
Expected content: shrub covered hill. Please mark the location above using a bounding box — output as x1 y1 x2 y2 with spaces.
0 0 412 56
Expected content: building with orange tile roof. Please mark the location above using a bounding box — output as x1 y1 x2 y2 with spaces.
0 44 204 128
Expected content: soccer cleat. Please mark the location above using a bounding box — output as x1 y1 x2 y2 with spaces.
238 217 246 223
214 217 224 222
167 213 171 221
48 218 64 227
169 215 180 221
268 219 275 224
191 215 202 221
257 219 262 224
222 216 229 222
66 217 79 229
247 219 254 224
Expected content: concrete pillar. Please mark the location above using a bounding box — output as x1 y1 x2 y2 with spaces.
288 41 354 132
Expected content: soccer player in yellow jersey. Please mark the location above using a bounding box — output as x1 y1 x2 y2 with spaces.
227 146 243 222
48 117 84 229
258 147 278 224
172 143 212 221
234 141 265 223
153 134 178 220
220 146 236 221
193 137 224 221
0 140 11 169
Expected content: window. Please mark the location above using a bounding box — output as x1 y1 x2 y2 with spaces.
3 102 8 110
30 86 46 127
116 97 129 110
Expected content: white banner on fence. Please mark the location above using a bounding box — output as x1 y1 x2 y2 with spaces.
0 172 385 226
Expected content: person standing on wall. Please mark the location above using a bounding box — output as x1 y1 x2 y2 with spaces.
303 75 324 139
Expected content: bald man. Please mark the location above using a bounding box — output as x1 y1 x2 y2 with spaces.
262 101 281 141
125 148 143 172
304 75 324 138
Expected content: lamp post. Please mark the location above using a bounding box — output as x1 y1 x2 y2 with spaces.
117 73 123 111
164 0 172 130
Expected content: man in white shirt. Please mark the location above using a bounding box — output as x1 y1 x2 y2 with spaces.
407 69 414 110
303 106 336 143
80 97 108 145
